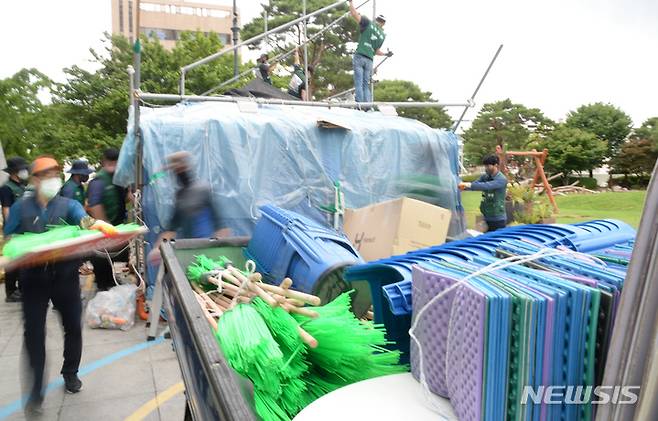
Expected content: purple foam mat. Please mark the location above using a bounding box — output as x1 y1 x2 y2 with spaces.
446 283 486 421
410 265 458 397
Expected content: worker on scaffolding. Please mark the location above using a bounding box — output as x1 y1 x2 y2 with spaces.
3 156 115 415
147 151 230 265
348 0 391 103
459 154 508 232
256 53 277 85
1 156 30 303
287 48 314 101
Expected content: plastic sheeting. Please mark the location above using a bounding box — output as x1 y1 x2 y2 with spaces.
115 101 465 239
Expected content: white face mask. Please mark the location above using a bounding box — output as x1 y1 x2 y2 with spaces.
39 177 63 200
17 169 29 181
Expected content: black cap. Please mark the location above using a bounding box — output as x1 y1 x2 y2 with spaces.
103 148 120 162
68 160 93 175
3 157 29 174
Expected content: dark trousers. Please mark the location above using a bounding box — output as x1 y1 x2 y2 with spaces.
91 247 129 291
486 219 507 232
21 261 82 401
4 269 20 297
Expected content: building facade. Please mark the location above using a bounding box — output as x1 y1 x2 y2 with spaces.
111 0 237 49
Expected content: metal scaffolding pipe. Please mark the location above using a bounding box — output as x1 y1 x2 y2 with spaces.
138 91 469 108
200 0 371 97
303 0 309 100
179 0 347 95
452 44 503 132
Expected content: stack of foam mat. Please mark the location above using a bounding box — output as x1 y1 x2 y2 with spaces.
344 219 636 421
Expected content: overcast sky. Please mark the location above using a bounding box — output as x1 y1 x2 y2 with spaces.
1 0 656 130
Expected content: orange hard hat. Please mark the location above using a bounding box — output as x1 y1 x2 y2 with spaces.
30 156 60 175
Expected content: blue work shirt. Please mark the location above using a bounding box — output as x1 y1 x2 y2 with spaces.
165 182 222 239
4 195 87 236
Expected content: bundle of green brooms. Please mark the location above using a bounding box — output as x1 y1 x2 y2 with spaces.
187 255 405 421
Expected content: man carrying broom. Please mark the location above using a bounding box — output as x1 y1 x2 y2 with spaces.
3 156 114 416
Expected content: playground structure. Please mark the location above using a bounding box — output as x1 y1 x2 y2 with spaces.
495 144 559 213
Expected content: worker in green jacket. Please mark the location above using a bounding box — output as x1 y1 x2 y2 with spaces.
87 148 129 290
60 160 93 206
348 0 392 103
459 155 508 232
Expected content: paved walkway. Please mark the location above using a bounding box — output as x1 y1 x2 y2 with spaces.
0 286 185 421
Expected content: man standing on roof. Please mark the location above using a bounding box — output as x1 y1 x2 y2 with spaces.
459 154 508 232
288 48 314 101
1 157 30 303
348 0 392 103
256 53 277 85
147 151 230 264
87 148 129 291
3 156 114 415
60 160 93 206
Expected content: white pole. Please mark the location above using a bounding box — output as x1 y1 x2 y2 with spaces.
303 0 310 101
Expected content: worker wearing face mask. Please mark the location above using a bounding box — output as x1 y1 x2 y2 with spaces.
60 160 93 206
147 151 230 264
3 156 113 415
1 157 30 303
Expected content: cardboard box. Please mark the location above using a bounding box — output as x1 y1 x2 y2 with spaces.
343 197 452 261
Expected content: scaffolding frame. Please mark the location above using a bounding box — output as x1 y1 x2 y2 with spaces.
129 1 502 277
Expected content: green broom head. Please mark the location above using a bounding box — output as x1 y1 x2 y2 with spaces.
186 254 225 291
254 391 290 421
252 298 309 378
215 303 284 397
293 292 406 405
2 225 95 259
251 298 309 417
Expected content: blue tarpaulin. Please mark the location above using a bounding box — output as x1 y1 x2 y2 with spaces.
114 101 465 294
116 101 465 234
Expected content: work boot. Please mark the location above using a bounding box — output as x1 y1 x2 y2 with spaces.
24 396 43 418
5 290 21 303
63 374 83 394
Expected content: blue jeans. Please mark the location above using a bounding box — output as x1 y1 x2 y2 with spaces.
353 54 373 103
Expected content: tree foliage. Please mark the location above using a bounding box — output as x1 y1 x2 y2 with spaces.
610 138 658 177
463 99 554 164
0 32 238 164
529 124 607 179
242 0 361 99
565 102 632 157
0 68 51 158
374 80 452 129
633 116 658 152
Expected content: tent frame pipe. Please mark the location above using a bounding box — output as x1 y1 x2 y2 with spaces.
303 0 309 100
452 44 503 132
138 91 468 108
201 0 371 97
179 0 347 94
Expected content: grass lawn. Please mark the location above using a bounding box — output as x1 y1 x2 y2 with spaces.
461 190 647 229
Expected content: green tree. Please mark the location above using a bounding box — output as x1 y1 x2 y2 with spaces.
565 102 633 157
374 80 452 129
530 124 607 181
40 31 237 163
242 0 360 99
0 69 51 157
463 99 554 164
610 138 658 177
633 117 658 151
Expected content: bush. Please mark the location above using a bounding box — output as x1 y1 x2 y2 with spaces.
609 175 651 189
